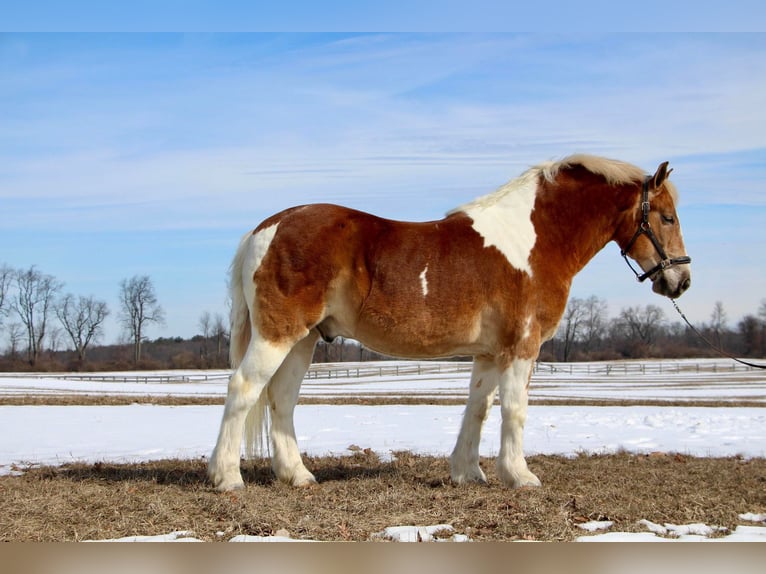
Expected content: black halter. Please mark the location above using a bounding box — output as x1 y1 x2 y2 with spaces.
621 177 692 283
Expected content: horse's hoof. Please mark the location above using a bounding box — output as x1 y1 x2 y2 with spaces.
497 463 541 488
511 471 541 489
213 477 245 492
208 464 245 492
291 472 318 488
450 467 488 485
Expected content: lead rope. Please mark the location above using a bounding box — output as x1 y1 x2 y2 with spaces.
670 299 766 369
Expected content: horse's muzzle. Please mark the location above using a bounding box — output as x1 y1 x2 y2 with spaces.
652 266 691 299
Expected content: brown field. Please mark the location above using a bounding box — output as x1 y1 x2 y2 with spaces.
3 450 765 542
2 393 765 542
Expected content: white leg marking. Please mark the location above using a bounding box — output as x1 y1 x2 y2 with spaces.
453 168 538 275
419 265 429 297
268 333 319 487
450 357 499 484
496 358 541 488
208 336 290 491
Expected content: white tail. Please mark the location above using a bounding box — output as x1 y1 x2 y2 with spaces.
228 232 253 370
228 231 271 459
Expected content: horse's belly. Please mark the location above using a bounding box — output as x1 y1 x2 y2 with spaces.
353 311 488 359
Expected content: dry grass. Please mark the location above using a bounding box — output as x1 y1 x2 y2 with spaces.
2 451 765 542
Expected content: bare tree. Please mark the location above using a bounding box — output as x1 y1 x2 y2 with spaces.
580 295 608 353
616 304 666 347
6 323 24 359
46 326 64 356
710 301 728 347
738 315 765 357
118 275 165 364
11 266 63 366
198 310 212 363
199 311 212 339
56 294 110 365
0 264 13 324
213 312 228 360
558 297 586 361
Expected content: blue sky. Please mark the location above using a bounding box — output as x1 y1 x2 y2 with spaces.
1 32 765 343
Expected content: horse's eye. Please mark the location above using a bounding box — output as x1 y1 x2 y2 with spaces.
661 214 676 225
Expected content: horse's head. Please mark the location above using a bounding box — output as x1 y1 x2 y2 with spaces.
618 162 691 299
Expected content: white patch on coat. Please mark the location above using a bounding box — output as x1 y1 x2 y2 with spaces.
522 316 533 340
419 265 429 297
247 223 279 276
452 168 539 276
241 223 280 325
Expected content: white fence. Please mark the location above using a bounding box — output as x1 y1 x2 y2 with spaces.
0 358 760 385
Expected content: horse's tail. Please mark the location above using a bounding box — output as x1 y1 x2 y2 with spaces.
229 232 253 370
229 231 271 459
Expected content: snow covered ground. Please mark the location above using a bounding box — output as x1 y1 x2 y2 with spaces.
1 360 765 542
3 404 765 473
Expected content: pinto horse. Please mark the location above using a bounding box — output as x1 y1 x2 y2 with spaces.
208 154 691 491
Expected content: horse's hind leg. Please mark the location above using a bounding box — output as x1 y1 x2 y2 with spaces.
208 336 291 491
450 357 499 484
267 331 319 487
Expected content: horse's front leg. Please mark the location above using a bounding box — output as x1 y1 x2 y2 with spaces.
496 358 541 488
450 357 499 484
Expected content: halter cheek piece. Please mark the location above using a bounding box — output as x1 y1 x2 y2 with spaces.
621 177 692 283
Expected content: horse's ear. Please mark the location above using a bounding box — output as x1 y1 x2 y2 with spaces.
652 161 670 189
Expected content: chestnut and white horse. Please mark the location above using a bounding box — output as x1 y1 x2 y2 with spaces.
208 154 691 491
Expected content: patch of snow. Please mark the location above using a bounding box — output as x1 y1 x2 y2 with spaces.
639 519 668 535
578 520 766 542
577 520 614 532
229 535 312 542
577 531 662 542
85 530 201 542
739 512 766 523
665 523 724 537
371 524 468 542
723 525 766 542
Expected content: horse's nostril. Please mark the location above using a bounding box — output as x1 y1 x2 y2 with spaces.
677 277 691 296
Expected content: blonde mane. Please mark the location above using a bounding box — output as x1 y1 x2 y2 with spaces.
548 154 680 203
540 154 645 185
450 154 678 215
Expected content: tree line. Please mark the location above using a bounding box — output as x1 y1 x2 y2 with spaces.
1 263 764 371
542 295 766 362
0 264 176 369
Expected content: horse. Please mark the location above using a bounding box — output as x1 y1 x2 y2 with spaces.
208 154 691 491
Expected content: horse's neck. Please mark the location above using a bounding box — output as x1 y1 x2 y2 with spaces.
454 173 632 280
533 180 629 279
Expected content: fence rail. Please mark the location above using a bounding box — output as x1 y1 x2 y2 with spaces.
304 362 474 379
0 358 760 385
0 372 232 384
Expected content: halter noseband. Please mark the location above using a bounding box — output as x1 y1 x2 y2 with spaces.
620 177 692 283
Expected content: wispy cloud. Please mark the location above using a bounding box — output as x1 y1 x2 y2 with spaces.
4 35 765 225
2 34 765 336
